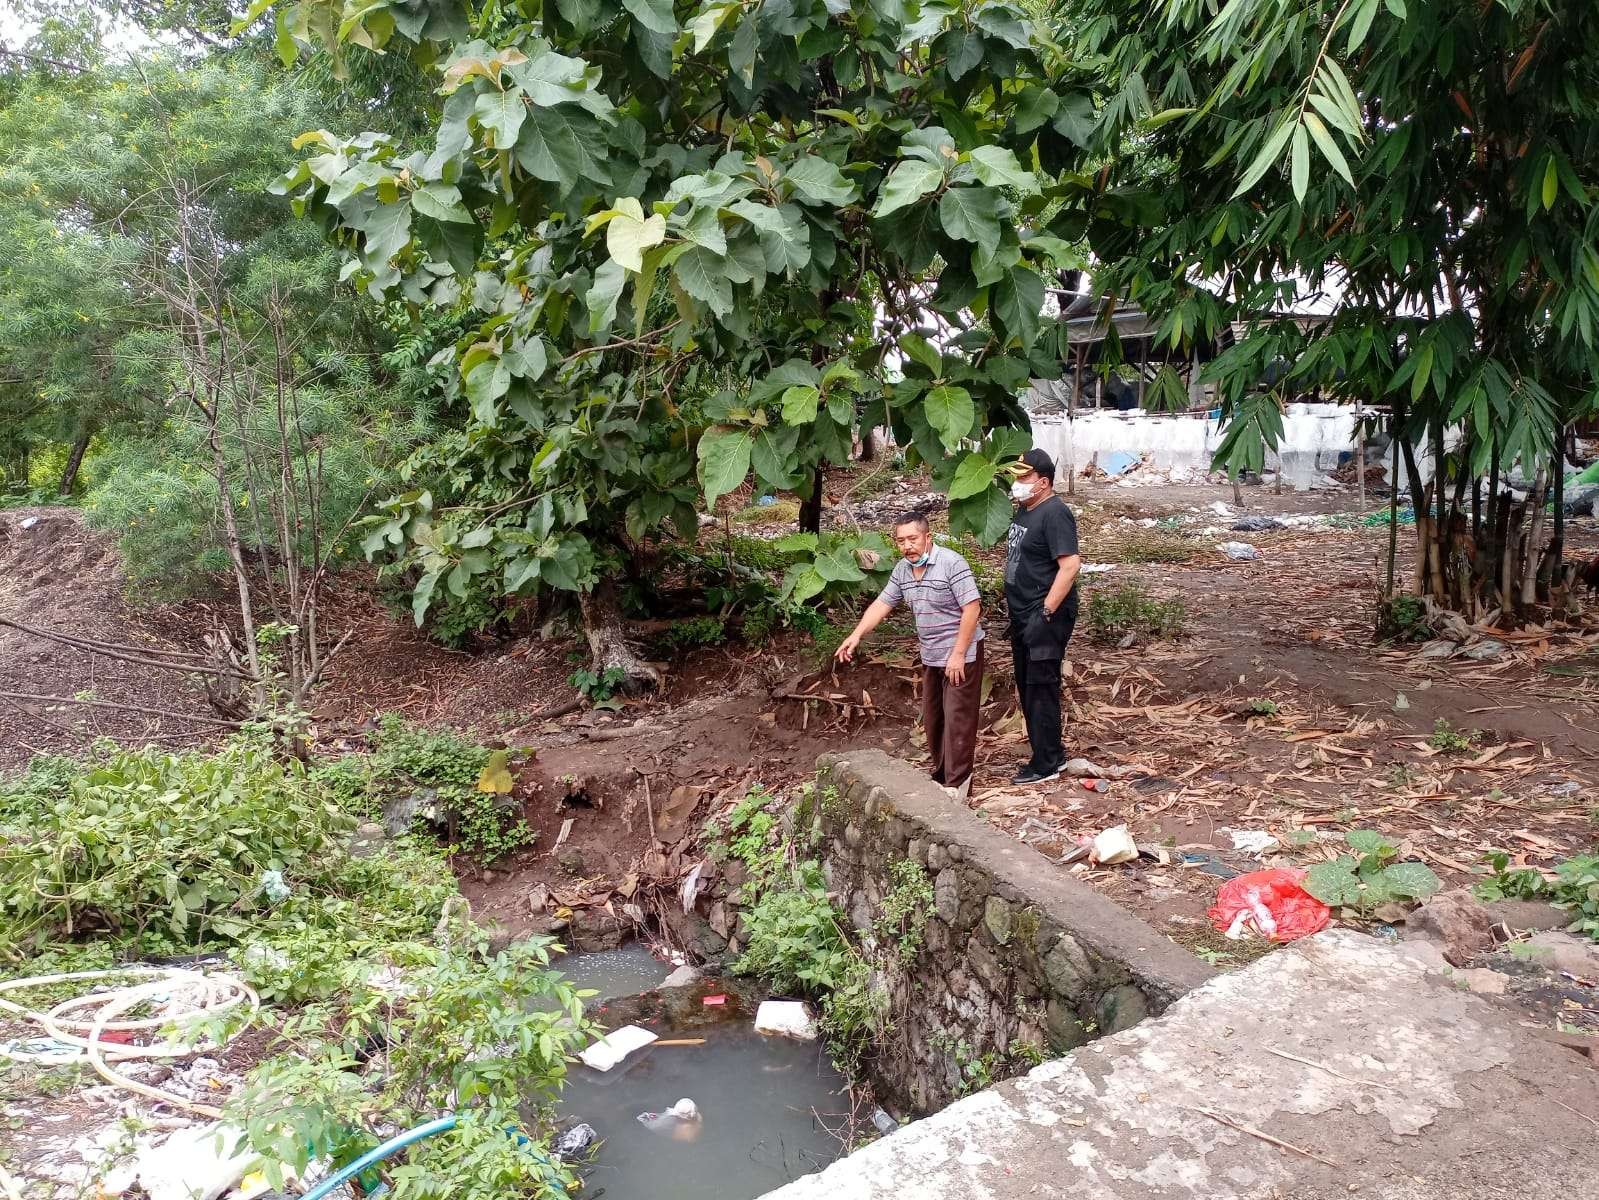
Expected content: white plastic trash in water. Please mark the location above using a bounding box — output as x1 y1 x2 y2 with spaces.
753 1000 819 1040
578 1023 658 1071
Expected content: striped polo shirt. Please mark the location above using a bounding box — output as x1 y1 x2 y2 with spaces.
876 544 985 666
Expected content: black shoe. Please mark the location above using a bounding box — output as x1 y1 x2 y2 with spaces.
1011 765 1062 785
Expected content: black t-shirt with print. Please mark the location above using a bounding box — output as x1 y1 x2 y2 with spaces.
1003 495 1080 619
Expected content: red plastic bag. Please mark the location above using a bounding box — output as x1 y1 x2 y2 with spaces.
1207 868 1330 942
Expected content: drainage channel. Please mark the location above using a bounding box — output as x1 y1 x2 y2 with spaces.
549 944 851 1200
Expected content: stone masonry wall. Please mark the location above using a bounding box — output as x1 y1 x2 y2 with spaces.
812 749 1215 1115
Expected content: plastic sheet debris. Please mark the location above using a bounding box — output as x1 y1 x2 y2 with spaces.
1217 541 1260 560
1181 852 1241 880
636 1098 702 1141
1230 515 1283 532
1209 501 1234 518
1224 829 1280 859
552 1124 597 1160
701 994 726 1006
871 1108 898 1136
1102 450 1139 477
680 862 705 915
660 965 701 989
1080 563 1116 575
1461 639 1506 661
753 1000 819 1040
1207 869 1330 942
137 1123 261 1200
258 870 289 904
579 1024 658 1072
0 1035 81 1065
1090 825 1139 866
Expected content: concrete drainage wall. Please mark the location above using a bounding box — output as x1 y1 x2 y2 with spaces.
811 750 1215 1114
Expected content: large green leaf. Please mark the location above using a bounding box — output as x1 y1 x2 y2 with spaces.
923 385 975 450
947 453 999 500
514 105 612 190
781 384 820 424
475 87 528 149
994 267 1044 349
697 425 752 507
873 160 945 218
411 182 473 224
674 246 734 315
948 485 1013 544
1303 860 1362 907
1381 862 1443 901
784 156 856 206
586 258 626 334
620 0 677 35
938 186 1003 254
969 146 1039 194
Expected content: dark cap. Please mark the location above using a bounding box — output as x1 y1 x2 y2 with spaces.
1018 447 1056 481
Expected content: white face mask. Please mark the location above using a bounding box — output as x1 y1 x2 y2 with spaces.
1010 480 1035 503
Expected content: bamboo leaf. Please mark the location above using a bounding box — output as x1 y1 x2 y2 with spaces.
1304 112 1354 186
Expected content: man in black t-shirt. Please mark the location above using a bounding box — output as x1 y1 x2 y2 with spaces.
1003 448 1081 784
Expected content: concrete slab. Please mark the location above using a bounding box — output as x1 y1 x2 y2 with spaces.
759 931 1599 1200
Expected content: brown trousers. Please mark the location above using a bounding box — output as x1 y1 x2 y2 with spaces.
922 641 984 790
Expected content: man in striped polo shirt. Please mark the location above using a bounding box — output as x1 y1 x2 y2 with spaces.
835 512 985 799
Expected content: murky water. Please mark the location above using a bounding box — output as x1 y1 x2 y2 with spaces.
551 947 851 1200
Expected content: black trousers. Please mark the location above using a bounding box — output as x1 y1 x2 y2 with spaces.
1010 608 1076 774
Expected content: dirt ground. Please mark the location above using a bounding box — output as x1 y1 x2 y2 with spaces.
4 479 1598 980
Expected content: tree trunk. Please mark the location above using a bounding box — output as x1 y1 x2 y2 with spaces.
1519 470 1547 609
1385 436 1400 598
58 432 92 496
798 463 824 535
580 577 660 696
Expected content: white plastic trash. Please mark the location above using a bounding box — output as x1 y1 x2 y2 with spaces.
136 1123 261 1200
1091 825 1139 866
578 1024 658 1071
1217 541 1260 560
753 1000 819 1040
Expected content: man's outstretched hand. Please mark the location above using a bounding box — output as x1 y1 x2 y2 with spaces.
835 634 862 664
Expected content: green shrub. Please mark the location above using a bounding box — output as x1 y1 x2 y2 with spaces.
1301 830 1443 914
0 737 352 957
653 615 728 652
368 716 536 862
1080 582 1187 645
228 936 595 1200
1112 530 1200 564
1427 719 1481 754
1377 593 1433 642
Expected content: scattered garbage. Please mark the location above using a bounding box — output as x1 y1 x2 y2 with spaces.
1393 692 1410 712
871 1108 898 1136
578 1024 658 1072
1217 541 1260 560
1224 829 1280 859
552 1123 598 1161
1209 501 1234 518
1101 450 1140 477
701 994 726 1007
660 965 701 989
0 1035 81 1065
258 870 290 904
1181 852 1242 880
1460 639 1506 661
1548 781 1582 797
1080 778 1109 793
1207 868 1331 942
1090 825 1139 866
636 1098 702 1141
680 861 705 915
136 1123 261 1200
1080 563 1116 575
1064 758 1140 780
1230 515 1283 532
753 1000 819 1040
756 495 777 507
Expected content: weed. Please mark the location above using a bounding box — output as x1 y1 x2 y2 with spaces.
733 497 801 524
1081 582 1186 645
570 666 627 706
876 860 934 963
1377 593 1434 642
1300 830 1443 914
653 615 728 653
1476 852 1599 942
1112 529 1200 564
1427 719 1482 754
1245 698 1279 716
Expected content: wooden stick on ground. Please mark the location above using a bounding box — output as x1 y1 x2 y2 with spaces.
1264 1047 1394 1091
643 772 657 843
1193 1107 1339 1168
1553 1099 1598 1129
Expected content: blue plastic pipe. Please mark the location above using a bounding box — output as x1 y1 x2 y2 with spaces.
299 1114 568 1200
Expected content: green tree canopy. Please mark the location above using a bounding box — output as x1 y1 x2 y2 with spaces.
258 0 1093 685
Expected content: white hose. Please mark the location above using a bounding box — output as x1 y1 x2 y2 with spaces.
0 966 259 1117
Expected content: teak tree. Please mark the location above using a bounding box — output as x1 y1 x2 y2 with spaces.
255 0 1090 688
